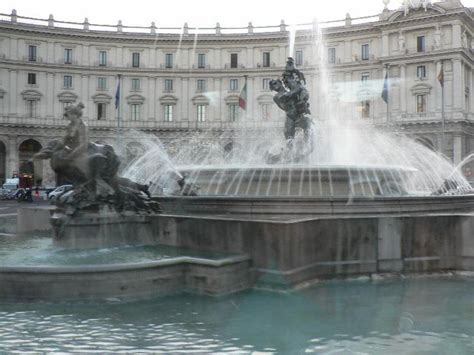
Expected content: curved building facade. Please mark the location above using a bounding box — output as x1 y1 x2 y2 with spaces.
0 0 473 186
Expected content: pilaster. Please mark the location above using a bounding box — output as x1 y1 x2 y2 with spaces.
8 70 17 116
81 75 89 119
148 77 155 120
400 64 407 114
46 72 54 118
181 77 189 121
452 59 463 112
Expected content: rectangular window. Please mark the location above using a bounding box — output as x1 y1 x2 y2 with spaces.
262 104 270 120
295 50 303 66
131 78 140 91
98 77 107 90
229 79 239 91
28 45 37 62
130 104 140 120
27 73 36 85
97 103 106 120
164 105 173 122
64 48 73 64
361 101 370 118
229 104 238 122
165 53 173 68
164 79 173 91
361 44 369 60
197 79 206 92
26 100 37 117
230 53 238 68
417 36 425 52
262 52 270 67
416 65 426 79
328 48 336 64
63 75 73 88
262 78 271 90
99 51 107 66
132 52 140 68
198 53 206 68
416 94 426 113
197 104 207 122
361 73 370 83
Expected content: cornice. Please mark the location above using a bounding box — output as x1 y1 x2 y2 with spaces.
0 22 290 45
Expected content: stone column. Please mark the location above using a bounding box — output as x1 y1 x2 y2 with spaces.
9 38 18 61
116 46 123 67
452 59 463 113
400 64 407 114
214 77 222 121
452 24 462 48
246 47 254 68
149 48 156 69
8 70 17 116
46 72 54 118
47 41 54 63
247 76 254 121
279 46 286 66
181 77 189 121
81 75 89 119
382 33 389 57
82 44 89 66
344 40 351 63
435 61 443 113
148 77 156 120
453 135 463 165
6 136 18 178
42 160 56 187
344 72 352 120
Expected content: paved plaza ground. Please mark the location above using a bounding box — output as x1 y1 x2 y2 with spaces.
0 199 50 216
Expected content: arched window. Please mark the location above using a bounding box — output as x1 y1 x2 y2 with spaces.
18 139 43 186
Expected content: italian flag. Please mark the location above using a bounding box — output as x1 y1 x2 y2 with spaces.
239 81 247 110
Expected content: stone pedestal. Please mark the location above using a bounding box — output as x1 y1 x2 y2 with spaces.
51 209 157 249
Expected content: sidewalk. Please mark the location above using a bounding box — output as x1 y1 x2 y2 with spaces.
0 199 50 216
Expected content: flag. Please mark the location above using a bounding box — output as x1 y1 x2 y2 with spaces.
438 66 444 87
381 72 388 104
239 80 247 110
115 78 121 109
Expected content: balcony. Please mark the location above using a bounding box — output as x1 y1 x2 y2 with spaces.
192 64 211 69
0 115 285 131
93 60 112 67
22 56 44 63
224 63 246 69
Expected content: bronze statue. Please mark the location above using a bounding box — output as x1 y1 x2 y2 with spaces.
33 102 160 215
266 57 313 164
270 57 311 141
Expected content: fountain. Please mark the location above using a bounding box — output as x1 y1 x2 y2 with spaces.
1 31 474 303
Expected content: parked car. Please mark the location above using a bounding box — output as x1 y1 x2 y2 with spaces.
0 188 10 199
48 185 73 200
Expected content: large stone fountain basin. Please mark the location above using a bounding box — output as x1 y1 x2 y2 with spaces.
178 164 416 197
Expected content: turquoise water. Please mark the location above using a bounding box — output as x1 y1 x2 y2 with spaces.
0 235 232 266
0 277 472 353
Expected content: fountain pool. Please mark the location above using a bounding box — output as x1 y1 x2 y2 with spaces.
0 276 473 353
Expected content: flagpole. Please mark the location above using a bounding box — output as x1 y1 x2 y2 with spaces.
440 61 445 155
244 75 248 121
116 74 122 155
385 64 390 126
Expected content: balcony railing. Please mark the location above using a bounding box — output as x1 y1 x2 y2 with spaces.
0 115 285 130
0 10 380 36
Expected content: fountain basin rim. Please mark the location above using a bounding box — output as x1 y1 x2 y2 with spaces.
157 194 474 201
0 254 250 273
177 164 418 172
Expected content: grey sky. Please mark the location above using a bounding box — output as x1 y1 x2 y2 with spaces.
2 0 473 28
